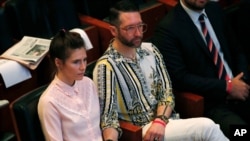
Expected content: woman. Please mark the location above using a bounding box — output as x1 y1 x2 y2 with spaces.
38 29 102 141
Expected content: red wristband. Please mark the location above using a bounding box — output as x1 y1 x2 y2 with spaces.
153 119 166 127
226 79 232 93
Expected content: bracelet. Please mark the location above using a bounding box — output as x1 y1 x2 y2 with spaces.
226 79 232 93
153 119 166 127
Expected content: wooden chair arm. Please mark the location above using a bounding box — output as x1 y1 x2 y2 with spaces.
119 120 142 141
174 91 204 118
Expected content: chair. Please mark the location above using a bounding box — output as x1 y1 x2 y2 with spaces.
79 14 113 53
140 1 167 41
9 85 48 141
0 100 15 141
84 25 103 64
175 91 204 118
119 121 142 141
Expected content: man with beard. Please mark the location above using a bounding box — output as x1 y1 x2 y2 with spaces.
152 0 250 139
93 0 228 141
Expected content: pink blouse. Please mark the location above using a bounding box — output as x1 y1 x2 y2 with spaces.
38 76 102 141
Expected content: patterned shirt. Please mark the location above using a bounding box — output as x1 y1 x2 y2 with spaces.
38 76 102 141
93 42 175 134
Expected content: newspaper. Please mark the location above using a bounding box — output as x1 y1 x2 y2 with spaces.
0 36 51 70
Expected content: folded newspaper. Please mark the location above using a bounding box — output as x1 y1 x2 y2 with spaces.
0 36 51 70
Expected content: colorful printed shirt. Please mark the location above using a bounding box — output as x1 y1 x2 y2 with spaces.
93 42 175 134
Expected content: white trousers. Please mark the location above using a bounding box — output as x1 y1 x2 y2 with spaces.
142 117 229 141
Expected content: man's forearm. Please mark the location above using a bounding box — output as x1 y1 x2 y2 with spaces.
156 105 172 118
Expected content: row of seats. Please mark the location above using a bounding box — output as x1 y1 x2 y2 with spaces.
0 0 241 55
0 0 159 55
4 0 204 140
0 0 169 140
1 0 244 140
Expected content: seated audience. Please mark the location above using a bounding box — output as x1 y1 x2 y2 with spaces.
93 0 229 141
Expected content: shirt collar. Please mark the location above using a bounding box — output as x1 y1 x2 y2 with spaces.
54 76 80 96
180 0 207 23
107 41 150 64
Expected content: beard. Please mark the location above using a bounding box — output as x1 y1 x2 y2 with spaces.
184 0 207 11
117 34 142 48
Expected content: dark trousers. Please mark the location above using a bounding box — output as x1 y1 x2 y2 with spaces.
205 98 250 139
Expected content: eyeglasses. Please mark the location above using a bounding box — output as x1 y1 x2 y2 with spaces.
119 23 148 34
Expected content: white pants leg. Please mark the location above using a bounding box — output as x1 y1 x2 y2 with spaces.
142 117 229 141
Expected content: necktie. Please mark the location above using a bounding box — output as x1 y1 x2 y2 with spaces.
198 14 229 80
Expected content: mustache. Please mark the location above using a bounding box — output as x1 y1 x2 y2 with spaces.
132 36 143 41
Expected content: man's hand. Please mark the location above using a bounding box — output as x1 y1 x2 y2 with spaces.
143 121 165 141
227 72 250 101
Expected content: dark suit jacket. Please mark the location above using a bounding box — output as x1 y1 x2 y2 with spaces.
152 2 249 110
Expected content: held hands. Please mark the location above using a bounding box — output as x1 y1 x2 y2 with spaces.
143 119 165 141
227 72 250 101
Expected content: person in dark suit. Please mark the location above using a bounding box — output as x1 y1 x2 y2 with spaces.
152 0 250 138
